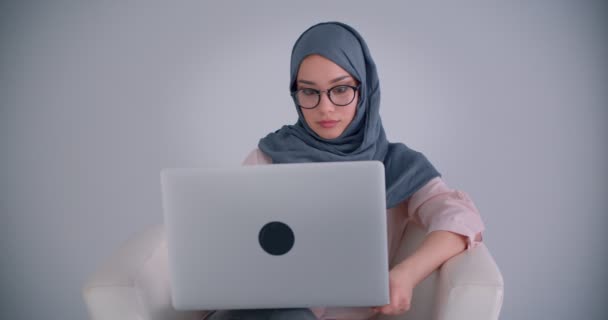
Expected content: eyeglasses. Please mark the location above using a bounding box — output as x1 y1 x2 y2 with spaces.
291 84 360 109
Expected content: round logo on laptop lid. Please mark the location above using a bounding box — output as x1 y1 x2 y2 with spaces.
258 221 295 256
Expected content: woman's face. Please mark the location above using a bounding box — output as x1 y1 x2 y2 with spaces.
296 54 359 140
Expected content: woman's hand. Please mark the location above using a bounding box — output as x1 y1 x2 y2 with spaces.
371 265 415 316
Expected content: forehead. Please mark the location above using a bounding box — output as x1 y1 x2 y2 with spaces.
296 54 354 81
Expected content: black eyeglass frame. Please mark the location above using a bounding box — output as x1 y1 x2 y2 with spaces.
290 84 361 109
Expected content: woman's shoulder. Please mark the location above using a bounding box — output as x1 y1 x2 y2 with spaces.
242 148 272 165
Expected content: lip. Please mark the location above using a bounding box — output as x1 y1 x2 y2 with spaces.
318 120 340 128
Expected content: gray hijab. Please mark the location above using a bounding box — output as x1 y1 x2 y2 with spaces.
258 22 440 209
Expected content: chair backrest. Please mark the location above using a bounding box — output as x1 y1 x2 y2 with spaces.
83 224 205 320
137 232 205 320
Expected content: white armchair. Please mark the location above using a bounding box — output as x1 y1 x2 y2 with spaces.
82 223 503 320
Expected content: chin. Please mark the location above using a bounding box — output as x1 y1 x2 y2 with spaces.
316 128 343 140
321 135 338 140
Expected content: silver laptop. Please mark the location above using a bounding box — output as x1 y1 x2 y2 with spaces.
160 161 389 310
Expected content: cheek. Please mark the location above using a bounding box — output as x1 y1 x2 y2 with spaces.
344 108 356 126
300 108 314 124
344 99 358 122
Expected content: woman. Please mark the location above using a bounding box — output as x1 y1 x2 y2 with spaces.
208 21 484 320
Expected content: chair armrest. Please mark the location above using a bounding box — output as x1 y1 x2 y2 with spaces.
82 224 206 320
375 223 503 320
435 244 504 320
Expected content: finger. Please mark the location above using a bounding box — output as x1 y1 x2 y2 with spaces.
393 303 410 315
379 305 397 315
378 305 390 314
386 300 410 315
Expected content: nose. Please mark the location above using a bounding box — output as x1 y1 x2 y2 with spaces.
317 91 335 113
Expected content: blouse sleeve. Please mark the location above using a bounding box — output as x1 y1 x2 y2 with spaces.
407 177 485 249
241 148 272 166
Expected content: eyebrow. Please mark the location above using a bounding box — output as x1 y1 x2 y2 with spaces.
297 75 353 86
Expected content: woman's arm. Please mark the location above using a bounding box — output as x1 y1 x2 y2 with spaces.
394 230 467 286
375 177 484 316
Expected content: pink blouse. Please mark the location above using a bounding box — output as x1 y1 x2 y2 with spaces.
242 149 485 320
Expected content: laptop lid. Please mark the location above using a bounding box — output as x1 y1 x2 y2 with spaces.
161 161 389 310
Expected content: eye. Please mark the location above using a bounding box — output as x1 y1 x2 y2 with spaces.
301 88 318 96
332 86 350 94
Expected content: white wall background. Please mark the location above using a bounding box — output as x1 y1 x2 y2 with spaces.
1 1 606 319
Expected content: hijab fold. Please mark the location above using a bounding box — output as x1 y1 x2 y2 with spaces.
259 22 440 209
